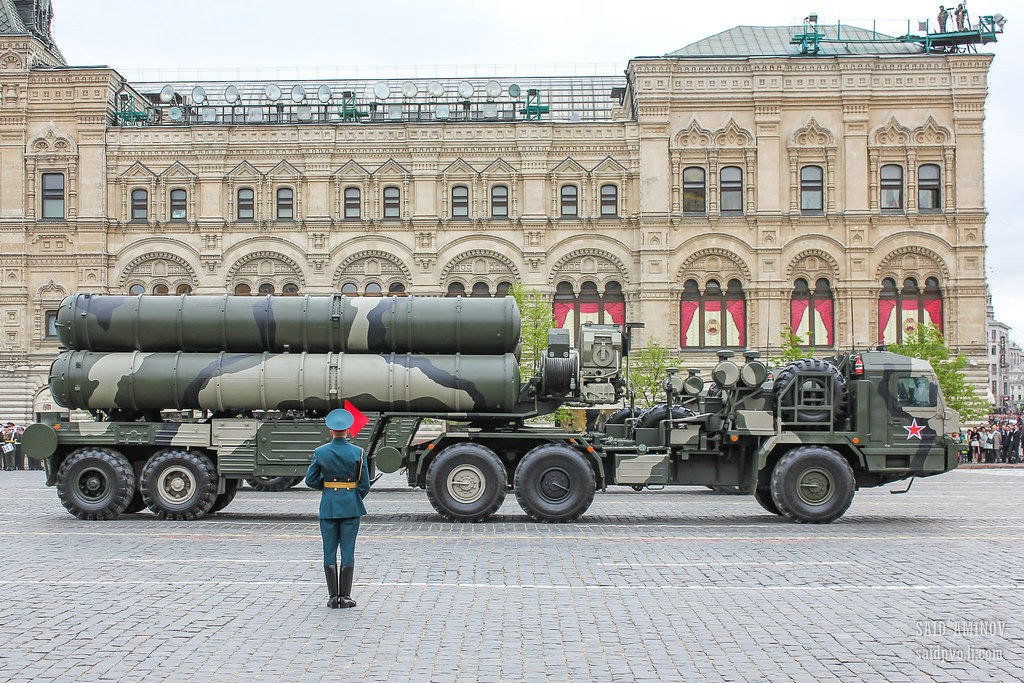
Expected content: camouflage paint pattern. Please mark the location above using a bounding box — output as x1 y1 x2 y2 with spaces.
50 351 520 413
56 294 520 355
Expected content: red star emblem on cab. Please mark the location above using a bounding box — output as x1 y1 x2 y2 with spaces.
904 418 925 440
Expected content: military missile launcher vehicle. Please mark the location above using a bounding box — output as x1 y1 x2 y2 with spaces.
24 293 963 524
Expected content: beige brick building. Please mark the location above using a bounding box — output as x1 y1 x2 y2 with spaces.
0 1 994 421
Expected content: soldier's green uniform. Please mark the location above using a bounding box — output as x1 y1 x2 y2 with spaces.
306 409 370 609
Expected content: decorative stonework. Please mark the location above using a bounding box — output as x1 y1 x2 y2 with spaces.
549 249 629 287
678 248 752 283
440 249 520 285
333 250 412 288
876 246 951 281
118 251 198 289
786 249 841 281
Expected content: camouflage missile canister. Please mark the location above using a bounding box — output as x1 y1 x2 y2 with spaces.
56 294 520 355
49 351 521 413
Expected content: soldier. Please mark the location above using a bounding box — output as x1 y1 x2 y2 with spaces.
954 4 966 31
938 6 949 32
1 424 15 471
306 408 370 609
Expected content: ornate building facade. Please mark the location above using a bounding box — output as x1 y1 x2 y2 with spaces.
0 2 994 420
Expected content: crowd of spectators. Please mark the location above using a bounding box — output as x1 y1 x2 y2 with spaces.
963 414 1023 464
1 423 43 471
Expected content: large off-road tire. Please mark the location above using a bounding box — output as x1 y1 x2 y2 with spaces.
141 449 218 520
754 487 783 516
244 476 303 492
770 446 855 523
209 479 241 514
634 404 694 430
603 406 637 428
514 444 596 523
56 448 135 520
425 443 507 522
772 358 849 425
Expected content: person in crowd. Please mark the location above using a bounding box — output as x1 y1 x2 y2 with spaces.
969 429 981 463
1 423 15 471
13 426 24 471
981 427 994 464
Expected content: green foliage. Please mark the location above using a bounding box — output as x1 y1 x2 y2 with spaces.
510 284 555 375
889 323 988 421
771 325 814 366
629 338 672 409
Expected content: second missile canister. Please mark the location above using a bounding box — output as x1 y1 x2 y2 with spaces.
56 293 520 355
49 351 521 414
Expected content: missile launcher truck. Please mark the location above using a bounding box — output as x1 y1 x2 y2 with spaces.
22 293 963 524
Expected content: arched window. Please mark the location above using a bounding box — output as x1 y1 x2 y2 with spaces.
176 284 192 295
341 283 358 295
800 165 823 214
446 282 466 297
878 276 943 344
790 278 834 347
471 282 490 297
131 189 148 221
257 283 275 295
600 184 618 216
495 281 512 297
282 283 299 295
553 280 626 341
153 284 169 295
683 167 706 215
276 188 294 219
680 279 746 348
365 283 382 296
560 185 578 217
720 166 743 214
388 283 407 296
129 284 145 295
491 185 508 217
918 164 941 212
234 283 252 295
237 188 255 220
451 185 469 218
170 189 187 221
383 186 401 219
880 164 904 210
344 187 361 219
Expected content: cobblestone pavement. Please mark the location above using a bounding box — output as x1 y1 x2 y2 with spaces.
1 469 1022 682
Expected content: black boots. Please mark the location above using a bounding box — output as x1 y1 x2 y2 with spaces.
338 566 356 608
324 565 340 609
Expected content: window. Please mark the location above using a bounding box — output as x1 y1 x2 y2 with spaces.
344 187 361 219
918 164 941 212
41 173 65 219
720 166 743 214
383 186 400 219
176 284 192 295
683 167 706 214
153 284 169 295
800 165 824 214
257 283 275 295
131 189 148 221
365 283 382 296
446 282 466 297
600 184 618 216
878 276 943 345
276 188 293 219
170 189 187 221
880 164 904 210
451 185 469 218
341 283 358 295
388 283 407 296
496 282 512 297
282 283 299 295
680 279 746 348
791 278 834 347
560 185 578 217
553 280 625 341
895 376 937 408
234 283 252 295
237 188 254 220
44 311 58 339
129 284 145 295
491 185 508 217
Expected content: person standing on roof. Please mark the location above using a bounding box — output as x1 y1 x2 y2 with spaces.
306 408 370 609
938 6 949 32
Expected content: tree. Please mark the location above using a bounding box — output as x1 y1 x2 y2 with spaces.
510 284 555 375
628 338 672 409
889 323 988 421
771 325 814 366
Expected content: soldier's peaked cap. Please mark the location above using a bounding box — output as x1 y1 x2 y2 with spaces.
326 408 355 431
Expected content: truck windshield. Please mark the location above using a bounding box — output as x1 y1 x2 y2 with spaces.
895 376 936 408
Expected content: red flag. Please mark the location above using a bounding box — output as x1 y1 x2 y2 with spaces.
344 400 370 437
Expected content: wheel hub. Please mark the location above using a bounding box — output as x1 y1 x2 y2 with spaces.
447 464 485 504
157 466 196 505
539 467 571 502
797 467 835 506
76 467 110 503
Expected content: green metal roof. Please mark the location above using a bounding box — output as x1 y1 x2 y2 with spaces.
0 0 28 35
668 25 925 57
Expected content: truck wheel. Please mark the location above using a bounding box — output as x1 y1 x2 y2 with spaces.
773 359 849 425
754 487 782 516
244 476 302 492
514 444 596 523
604 406 636 428
56 448 135 520
770 446 855 523
426 443 507 522
634 404 694 431
209 479 241 514
141 450 218 520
